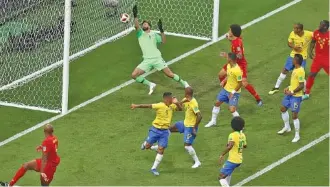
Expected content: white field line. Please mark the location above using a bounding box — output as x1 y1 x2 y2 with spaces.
0 0 302 148
234 133 330 186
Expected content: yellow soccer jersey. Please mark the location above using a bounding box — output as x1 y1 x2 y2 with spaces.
224 64 243 93
288 30 313 59
289 67 305 97
227 131 247 164
151 102 177 129
182 98 200 127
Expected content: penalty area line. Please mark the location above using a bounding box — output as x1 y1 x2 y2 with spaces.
234 133 330 186
0 0 302 148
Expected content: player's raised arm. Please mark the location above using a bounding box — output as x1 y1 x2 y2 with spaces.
133 5 140 30
131 104 152 109
157 19 166 44
172 97 182 111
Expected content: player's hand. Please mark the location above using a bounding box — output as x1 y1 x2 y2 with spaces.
36 145 42 152
218 155 225 165
309 52 315 59
229 93 234 99
220 80 226 87
220 52 228 58
172 97 178 104
40 173 49 182
133 5 138 18
293 46 302 53
131 104 137 109
157 19 164 33
192 128 197 136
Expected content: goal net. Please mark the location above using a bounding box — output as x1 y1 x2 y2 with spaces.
0 0 218 113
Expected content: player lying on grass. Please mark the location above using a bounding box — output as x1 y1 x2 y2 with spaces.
218 116 247 187
303 20 329 100
278 54 305 143
269 23 312 95
131 92 182 176
131 5 189 95
1 124 60 187
218 24 262 106
205 52 242 127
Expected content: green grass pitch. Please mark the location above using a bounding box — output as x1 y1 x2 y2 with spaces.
0 0 329 186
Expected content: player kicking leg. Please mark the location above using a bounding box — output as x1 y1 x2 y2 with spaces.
131 5 189 95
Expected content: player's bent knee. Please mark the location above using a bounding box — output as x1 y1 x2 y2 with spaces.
280 106 287 112
215 101 222 107
229 106 236 113
157 147 165 154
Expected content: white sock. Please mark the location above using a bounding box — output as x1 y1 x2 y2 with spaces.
151 153 163 170
275 73 286 88
293 119 300 136
150 145 158 151
219 179 229 187
232 111 239 117
225 175 232 185
211 106 220 122
185 146 200 163
281 111 290 129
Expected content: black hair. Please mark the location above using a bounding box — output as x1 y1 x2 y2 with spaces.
231 116 245 131
163 92 172 98
142 20 152 28
295 23 304 30
321 20 329 29
230 24 242 37
294 54 303 65
228 52 237 61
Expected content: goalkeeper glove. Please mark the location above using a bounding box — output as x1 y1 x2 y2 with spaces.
133 5 138 18
157 19 164 33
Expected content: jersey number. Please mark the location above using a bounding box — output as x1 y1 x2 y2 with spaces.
238 140 244 153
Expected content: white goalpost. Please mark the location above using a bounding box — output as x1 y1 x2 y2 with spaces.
0 0 220 114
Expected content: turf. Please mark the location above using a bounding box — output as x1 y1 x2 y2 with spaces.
0 0 329 186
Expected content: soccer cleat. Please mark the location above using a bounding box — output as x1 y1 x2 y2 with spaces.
191 161 201 168
302 94 310 101
277 127 291 134
150 169 160 176
148 83 156 95
0 182 9 187
140 141 146 150
268 88 279 95
292 135 300 143
205 121 216 128
257 100 263 106
183 81 190 88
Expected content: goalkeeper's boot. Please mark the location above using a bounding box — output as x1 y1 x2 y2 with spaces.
302 94 310 101
204 120 216 128
268 87 279 95
148 83 156 95
150 169 160 176
183 81 190 88
0 182 9 187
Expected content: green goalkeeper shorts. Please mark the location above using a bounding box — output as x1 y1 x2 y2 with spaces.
137 58 168 72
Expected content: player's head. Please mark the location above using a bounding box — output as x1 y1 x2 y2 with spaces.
231 116 245 131
293 23 304 35
228 24 242 39
163 92 173 105
185 87 194 98
227 52 237 65
142 20 152 31
293 54 303 66
44 124 54 136
318 20 329 32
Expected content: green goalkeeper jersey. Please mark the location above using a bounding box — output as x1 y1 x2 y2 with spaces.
137 29 162 59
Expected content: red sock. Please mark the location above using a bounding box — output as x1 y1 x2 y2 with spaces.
305 76 315 94
9 166 27 186
245 84 261 101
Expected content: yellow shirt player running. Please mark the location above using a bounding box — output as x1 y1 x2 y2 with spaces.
131 92 182 176
278 54 305 143
169 87 203 168
205 53 243 127
218 117 247 187
269 23 312 95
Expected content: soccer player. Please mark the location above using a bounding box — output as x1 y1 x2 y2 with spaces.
168 87 202 168
205 53 242 127
1 124 60 186
218 24 262 106
218 117 247 187
131 92 182 176
131 5 189 95
269 23 313 95
278 54 305 143
303 20 329 100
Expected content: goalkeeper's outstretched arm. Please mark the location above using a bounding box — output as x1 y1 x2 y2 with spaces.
133 5 140 30
158 19 166 43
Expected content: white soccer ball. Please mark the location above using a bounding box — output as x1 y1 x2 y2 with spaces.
120 13 130 23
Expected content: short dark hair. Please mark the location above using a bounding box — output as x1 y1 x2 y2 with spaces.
295 23 304 30
142 20 152 28
228 52 237 61
230 24 242 37
294 54 303 65
231 116 245 131
163 92 172 98
321 20 329 29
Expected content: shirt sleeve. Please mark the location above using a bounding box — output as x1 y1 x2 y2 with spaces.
243 134 247 146
228 133 234 142
288 31 294 43
155 33 162 43
136 29 143 38
236 69 243 81
297 70 305 83
191 102 200 114
152 103 163 109
312 30 317 40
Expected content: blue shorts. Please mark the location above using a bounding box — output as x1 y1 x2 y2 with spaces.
146 126 169 148
220 161 241 176
282 95 302 113
217 89 240 106
284 56 306 71
175 121 198 145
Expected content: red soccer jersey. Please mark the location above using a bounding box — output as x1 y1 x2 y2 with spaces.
42 135 60 164
231 37 247 65
313 30 329 58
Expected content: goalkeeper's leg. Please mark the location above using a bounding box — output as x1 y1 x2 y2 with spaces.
156 59 189 88
131 63 156 95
